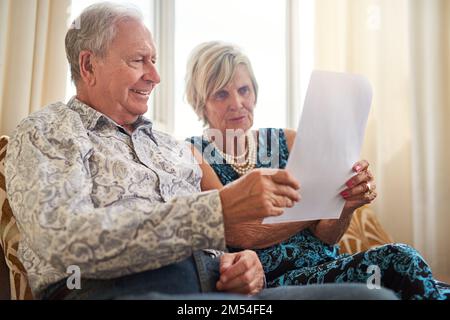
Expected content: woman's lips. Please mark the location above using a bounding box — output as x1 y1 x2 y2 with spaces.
229 116 246 122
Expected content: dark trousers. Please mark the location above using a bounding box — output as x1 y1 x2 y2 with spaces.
41 251 397 300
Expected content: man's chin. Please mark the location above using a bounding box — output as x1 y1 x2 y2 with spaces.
128 103 149 117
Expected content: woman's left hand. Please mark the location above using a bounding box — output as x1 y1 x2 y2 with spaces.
341 160 377 213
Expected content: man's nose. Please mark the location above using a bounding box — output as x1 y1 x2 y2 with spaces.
142 62 161 84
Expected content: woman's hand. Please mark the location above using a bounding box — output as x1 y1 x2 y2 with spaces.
310 160 377 245
216 250 265 296
341 160 377 214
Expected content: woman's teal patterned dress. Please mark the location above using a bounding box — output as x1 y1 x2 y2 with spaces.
189 128 450 300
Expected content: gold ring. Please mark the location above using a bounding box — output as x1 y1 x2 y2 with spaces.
364 182 373 198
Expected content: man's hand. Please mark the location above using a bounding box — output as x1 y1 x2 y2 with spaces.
219 169 301 247
219 169 300 221
218 169 301 247
216 250 265 295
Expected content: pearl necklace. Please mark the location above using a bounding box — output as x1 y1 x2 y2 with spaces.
205 131 257 176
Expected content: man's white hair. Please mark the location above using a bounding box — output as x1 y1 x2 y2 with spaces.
65 1 144 84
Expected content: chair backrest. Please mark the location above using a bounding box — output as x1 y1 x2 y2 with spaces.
0 136 33 300
339 205 394 254
0 242 9 299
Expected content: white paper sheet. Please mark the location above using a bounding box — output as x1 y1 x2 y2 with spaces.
264 70 372 223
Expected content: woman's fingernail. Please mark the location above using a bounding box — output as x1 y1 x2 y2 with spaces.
354 165 361 172
341 191 349 198
346 181 353 187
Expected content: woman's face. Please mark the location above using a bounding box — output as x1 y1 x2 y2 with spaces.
205 64 256 133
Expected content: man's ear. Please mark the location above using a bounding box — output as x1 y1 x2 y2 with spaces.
79 50 97 86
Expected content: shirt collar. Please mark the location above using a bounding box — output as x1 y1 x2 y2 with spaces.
67 96 156 142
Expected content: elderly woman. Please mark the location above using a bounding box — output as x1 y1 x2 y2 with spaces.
185 41 450 300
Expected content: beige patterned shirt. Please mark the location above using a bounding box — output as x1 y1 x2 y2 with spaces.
5 97 226 298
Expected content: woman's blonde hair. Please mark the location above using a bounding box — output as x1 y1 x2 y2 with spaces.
185 41 258 126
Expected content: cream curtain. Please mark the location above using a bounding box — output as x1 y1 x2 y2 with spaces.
409 0 450 278
314 0 450 276
0 0 70 137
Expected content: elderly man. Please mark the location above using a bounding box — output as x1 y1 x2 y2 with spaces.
5 2 396 300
